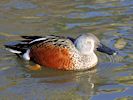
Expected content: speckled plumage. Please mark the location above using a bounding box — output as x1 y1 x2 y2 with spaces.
5 33 116 70
29 35 84 70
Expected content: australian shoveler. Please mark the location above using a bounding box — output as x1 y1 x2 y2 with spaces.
4 33 116 70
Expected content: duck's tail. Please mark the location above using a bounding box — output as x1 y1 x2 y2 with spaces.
4 43 27 55
5 35 43 54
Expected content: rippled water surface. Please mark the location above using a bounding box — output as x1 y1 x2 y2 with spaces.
0 0 133 100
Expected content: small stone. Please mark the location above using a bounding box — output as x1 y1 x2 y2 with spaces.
114 38 127 49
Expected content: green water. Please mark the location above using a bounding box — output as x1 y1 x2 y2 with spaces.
0 0 133 100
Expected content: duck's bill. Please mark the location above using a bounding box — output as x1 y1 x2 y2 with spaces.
97 43 117 55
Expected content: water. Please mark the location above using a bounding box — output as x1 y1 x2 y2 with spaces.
0 0 133 100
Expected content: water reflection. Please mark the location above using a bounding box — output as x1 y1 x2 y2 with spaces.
27 68 98 100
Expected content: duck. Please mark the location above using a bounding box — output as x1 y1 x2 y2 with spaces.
4 33 116 70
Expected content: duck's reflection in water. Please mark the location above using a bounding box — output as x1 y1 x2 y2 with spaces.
23 67 97 99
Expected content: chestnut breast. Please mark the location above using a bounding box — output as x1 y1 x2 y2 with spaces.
30 43 74 70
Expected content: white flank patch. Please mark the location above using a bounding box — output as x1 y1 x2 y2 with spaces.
29 38 46 44
6 48 21 54
23 49 30 60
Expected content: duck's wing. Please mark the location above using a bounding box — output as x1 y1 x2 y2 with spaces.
4 35 76 58
25 35 77 70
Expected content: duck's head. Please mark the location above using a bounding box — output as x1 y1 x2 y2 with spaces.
74 33 116 55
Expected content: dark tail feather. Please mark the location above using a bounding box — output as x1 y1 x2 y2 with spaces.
5 35 43 54
21 36 42 40
4 43 28 54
